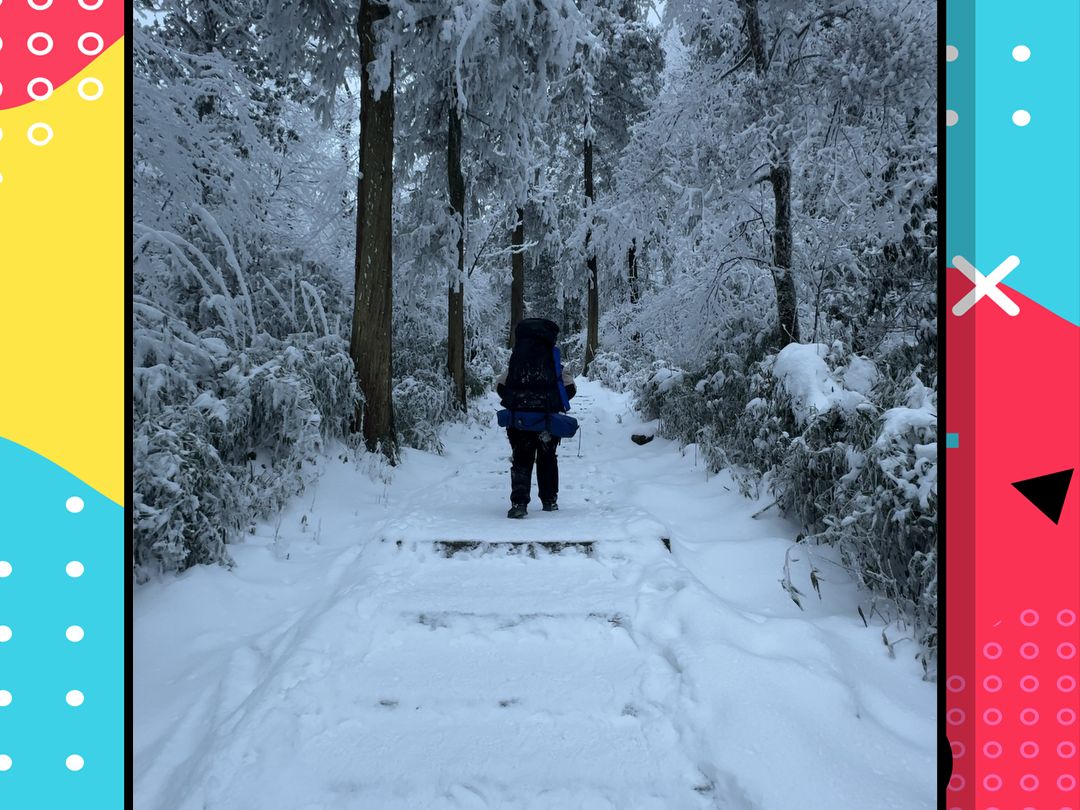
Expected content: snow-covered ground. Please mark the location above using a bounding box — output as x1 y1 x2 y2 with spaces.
134 379 935 810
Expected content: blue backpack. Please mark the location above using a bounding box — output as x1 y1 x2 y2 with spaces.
497 347 578 438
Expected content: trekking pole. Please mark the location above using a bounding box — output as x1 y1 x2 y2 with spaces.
577 427 582 458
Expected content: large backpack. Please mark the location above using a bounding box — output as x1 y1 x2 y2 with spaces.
501 318 563 413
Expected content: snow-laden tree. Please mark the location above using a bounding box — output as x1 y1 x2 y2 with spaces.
594 0 937 666
133 1 359 578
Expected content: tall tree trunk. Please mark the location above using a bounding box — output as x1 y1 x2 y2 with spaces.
770 162 799 343
509 206 525 347
740 0 799 346
447 93 467 409
350 0 396 459
627 238 639 304
583 113 599 374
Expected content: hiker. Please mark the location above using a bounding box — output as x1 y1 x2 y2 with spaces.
496 318 577 519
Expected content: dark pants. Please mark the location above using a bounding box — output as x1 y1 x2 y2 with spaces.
507 427 560 506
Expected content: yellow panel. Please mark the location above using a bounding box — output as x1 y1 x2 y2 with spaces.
0 40 125 505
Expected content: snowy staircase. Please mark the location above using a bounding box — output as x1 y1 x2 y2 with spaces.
431 539 596 557
314 543 719 809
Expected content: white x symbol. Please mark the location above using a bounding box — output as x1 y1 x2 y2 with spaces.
952 255 1021 317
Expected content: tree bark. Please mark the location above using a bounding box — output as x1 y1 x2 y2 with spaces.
447 92 467 409
583 113 599 374
509 206 525 347
350 0 397 459
740 0 799 346
627 238 639 304
770 162 799 343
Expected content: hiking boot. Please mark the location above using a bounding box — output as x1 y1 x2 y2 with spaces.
507 504 528 519
542 501 558 512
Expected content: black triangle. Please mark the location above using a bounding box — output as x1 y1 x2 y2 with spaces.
1011 469 1074 524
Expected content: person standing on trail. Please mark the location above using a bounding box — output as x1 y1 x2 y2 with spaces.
496 318 577 519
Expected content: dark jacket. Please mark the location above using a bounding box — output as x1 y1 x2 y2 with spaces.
496 318 576 411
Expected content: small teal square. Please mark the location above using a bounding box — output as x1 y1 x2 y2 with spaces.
946 433 960 449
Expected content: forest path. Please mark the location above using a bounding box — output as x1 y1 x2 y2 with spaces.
135 380 936 810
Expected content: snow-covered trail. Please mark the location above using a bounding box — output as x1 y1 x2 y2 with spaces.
135 380 936 810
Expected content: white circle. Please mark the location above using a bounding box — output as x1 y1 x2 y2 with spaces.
1020 741 1040 758
66 496 84 513
77 78 103 101
1020 642 1039 659
1013 109 1032 127
983 641 1002 659
984 674 1003 692
983 774 1003 792
65 690 84 707
1059 741 1077 758
1059 609 1077 626
0 754 10 772
946 45 959 62
1059 642 1077 659
1013 45 1031 62
0 690 11 707
66 625 84 643
946 675 965 692
1059 675 1077 692
984 740 1003 758
946 109 959 127
0 561 10 578
1019 774 1038 791
1020 675 1040 692
984 707 1003 725
78 0 104 8
27 77 53 101
65 754 84 772
28 0 53 8
947 708 965 725
1020 609 1039 625
0 626 11 643
27 32 53 55
1020 707 1040 725
78 32 104 56
28 122 53 146
66 561 84 578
